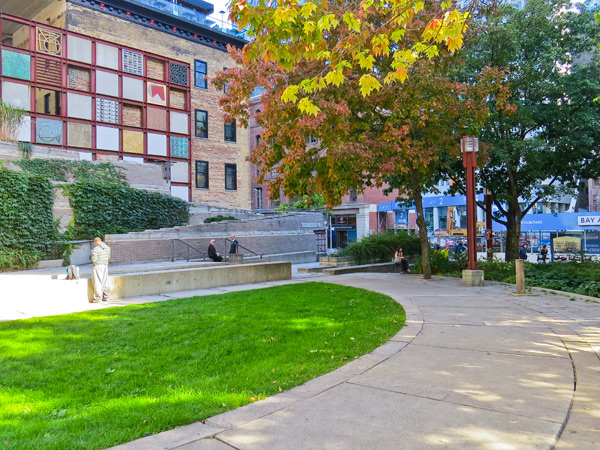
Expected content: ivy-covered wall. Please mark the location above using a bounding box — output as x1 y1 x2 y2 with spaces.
63 181 190 240
0 167 58 252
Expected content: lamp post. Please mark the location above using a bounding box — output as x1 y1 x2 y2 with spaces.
462 136 479 272
219 10 225 27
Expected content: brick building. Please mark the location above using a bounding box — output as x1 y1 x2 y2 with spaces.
0 0 251 209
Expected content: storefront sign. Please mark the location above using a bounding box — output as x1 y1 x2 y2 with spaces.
332 225 356 231
578 216 600 226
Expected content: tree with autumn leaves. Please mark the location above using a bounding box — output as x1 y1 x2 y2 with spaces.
216 1 502 278
218 0 600 271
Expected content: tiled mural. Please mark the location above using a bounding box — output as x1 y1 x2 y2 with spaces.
0 18 191 189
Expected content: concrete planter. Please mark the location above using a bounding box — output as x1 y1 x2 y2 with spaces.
319 256 352 267
229 254 244 264
35 259 64 269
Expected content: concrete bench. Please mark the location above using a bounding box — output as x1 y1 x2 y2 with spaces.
322 262 404 276
88 261 292 300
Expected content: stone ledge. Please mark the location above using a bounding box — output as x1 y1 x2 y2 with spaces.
87 261 293 301
323 262 403 276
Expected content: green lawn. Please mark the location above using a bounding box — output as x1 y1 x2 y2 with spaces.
0 282 405 450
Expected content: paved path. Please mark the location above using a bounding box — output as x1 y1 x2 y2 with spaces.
3 268 600 449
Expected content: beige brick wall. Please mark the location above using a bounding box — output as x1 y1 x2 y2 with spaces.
65 4 251 211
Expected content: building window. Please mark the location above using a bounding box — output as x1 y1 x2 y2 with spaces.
349 189 357 203
223 67 229 93
255 135 261 147
224 119 236 142
196 160 209 189
194 60 207 89
225 163 237 190
195 110 208 138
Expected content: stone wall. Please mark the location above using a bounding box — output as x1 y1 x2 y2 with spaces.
71 212 325 265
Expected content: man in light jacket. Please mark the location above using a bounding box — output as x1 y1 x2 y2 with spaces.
91 237 111 302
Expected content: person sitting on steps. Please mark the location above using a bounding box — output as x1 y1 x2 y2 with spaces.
208 239 223 262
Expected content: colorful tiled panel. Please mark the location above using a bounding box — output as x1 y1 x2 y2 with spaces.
169 62 188 86
67 93 92 120
96 43 119 70
147 106 167 131
96 125 119 151
68 66 91 91
170 185 189 201
147 82 167 106
67 122 92 148
96 70 119 97
36 28 62 56
1 81 30 110
170 136 189 159
122 104 142 127
147 133 167 156
17 116 31 142
96 98 119 124
67 35 92 64
169 89 186 110
122 49 143 76
36 118 63 146
170 111 189 134
147 57 165 81
122 130 144 154
122 76 144 102
1 49 31 80
36 58 62 86
171 162 189 182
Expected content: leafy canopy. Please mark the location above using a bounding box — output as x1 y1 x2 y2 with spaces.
231 0 471 114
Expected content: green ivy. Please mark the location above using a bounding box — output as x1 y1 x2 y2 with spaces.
15 159 127 183
63 181 190 240
0 167 59 253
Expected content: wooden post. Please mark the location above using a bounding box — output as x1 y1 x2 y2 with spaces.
515 259 525 294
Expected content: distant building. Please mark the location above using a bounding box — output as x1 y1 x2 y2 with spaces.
0 0 251 209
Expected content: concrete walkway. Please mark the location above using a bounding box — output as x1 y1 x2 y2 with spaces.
2 266 599 449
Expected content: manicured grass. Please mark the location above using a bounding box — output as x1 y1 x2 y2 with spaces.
0 282 405 450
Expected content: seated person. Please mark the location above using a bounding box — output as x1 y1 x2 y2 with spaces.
208 239 223 262
394 246 410 273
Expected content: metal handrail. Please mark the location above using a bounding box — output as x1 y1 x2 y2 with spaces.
224 238 263 259
172 239 208 262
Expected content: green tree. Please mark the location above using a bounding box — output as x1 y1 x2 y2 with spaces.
455 0 600 261
217 3 498 279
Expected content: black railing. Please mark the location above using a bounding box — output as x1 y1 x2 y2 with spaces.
172 239 208 262
224 238 263 259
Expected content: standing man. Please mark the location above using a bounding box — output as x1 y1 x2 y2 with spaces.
519 243 528 260
91 237 111 302
229 235 239 255
208 239 223 262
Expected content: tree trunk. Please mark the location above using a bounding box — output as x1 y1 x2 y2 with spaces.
504 199 522 262
410 169 431 279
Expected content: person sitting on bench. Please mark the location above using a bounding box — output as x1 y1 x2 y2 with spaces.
208 239 223 262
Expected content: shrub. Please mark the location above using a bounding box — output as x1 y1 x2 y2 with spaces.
0 248 40 271
204 215 237 223
336 231 420 265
